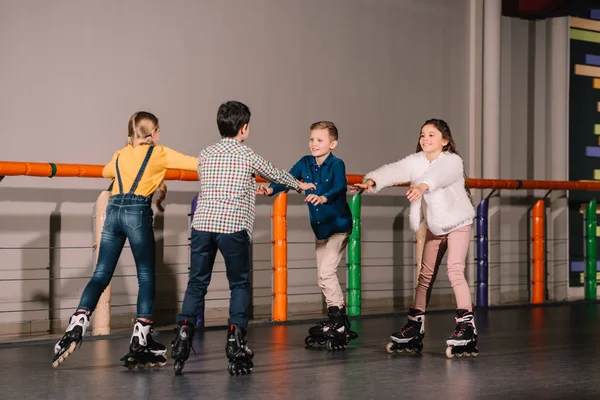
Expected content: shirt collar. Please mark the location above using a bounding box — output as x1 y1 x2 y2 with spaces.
309 152 334 166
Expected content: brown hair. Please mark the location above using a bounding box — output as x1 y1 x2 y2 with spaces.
416 119 471 198
127 111 167 212
310 121 338 141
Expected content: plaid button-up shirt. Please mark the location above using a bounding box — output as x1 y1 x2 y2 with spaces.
192 138 300 238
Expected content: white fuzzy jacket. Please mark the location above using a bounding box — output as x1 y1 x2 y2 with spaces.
364 151 475 235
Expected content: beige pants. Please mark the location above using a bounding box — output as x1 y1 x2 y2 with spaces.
414 225 473 312
315 233 349 308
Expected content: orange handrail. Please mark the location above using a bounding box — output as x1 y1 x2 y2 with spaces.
271 193 288 321
531 200 545 304
3 161 600 190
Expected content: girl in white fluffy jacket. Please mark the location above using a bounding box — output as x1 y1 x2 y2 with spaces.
352 119 478 358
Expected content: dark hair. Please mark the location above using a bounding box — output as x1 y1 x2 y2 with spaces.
310 121 338 141
416 118 471 198
217 101 251 138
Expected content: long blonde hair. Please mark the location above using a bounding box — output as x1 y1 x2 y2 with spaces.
127 111 167 212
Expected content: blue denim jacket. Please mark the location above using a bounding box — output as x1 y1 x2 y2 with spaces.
269 153 352 240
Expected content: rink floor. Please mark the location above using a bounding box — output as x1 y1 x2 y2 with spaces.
1 303 599 400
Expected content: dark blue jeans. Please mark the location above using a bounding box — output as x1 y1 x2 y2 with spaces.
78 194 156 319
177 229 250 328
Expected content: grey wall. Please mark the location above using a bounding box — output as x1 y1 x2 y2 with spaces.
0 0 564 335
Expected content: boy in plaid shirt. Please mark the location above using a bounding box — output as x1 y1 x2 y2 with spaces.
170 101 315 374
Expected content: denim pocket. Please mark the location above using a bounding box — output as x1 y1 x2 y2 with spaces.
124 209 143 230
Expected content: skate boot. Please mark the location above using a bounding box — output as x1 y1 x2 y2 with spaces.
305 306 358 351
120 319 168 369
52 311 90 368
445 309 479 358
386 307 425 354
225 324 254 376
171 320 195 375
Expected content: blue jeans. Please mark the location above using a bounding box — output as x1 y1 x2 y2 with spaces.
177 229 250 328
77 194 156 319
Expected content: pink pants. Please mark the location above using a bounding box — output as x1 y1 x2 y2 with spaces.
413 225 472 312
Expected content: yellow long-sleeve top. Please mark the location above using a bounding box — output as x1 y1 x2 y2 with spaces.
102 144 198 196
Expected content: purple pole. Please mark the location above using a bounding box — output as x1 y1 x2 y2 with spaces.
476 198 489 307
190 194 205 328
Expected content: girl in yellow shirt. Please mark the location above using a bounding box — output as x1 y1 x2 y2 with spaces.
52 111 198 369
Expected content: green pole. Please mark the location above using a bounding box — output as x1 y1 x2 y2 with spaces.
585 200 597 300
347 194 362 316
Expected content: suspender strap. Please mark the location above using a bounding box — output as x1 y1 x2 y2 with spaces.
128 146 155 194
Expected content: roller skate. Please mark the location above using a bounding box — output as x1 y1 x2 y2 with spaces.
226 324 254 376
120 319 168 370
52 311 90 368
386 307 425 354
171 320 195 375
445 309 479 359
304 306 358 351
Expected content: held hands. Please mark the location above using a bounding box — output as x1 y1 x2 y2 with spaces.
350 179 375 193
406 183 429 202
256 186 273 196
305 194 327 205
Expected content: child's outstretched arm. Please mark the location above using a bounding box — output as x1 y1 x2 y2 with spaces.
251 151 315 192
265 160 303 197
415 153 463 191
163 147 199 171
352 155 412 193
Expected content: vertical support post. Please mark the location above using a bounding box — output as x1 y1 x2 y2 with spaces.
93 191 111 335
190 193 205 328
347 194 362 316
476 198 489 308
414 221 427 288
531 200 545 304
272 193 288 321
585 200 597 300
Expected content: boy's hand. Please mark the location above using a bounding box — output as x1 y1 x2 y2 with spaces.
350 179 375 193
298 182 316 192
256 186 273 196
305 194 327 205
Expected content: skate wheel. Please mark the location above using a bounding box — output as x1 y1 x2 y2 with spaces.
305 336 316 347
326 340 334 351
385 342 395 354
456 352 463 358
174 360 184 375
228 362 235 376
445 347 454 359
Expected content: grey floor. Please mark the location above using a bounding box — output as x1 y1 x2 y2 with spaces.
1 303 600 400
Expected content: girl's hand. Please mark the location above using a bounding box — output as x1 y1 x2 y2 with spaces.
406 183 429 202
350 179 375 193
305 194 327 205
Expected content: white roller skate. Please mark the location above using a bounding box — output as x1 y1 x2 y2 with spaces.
52 311 90 368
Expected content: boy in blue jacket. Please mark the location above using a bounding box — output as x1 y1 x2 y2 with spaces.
257 121 357 350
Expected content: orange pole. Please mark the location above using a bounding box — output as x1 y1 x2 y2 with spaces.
531 200 545 304
5 160 600 191
272 193 288 321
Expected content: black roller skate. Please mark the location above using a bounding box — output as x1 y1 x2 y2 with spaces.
304 306 358 351
120 319 168 370
445 309 479 359
52 311 90 368
226 324 254 376
386 307 425 354
171 320 195 375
